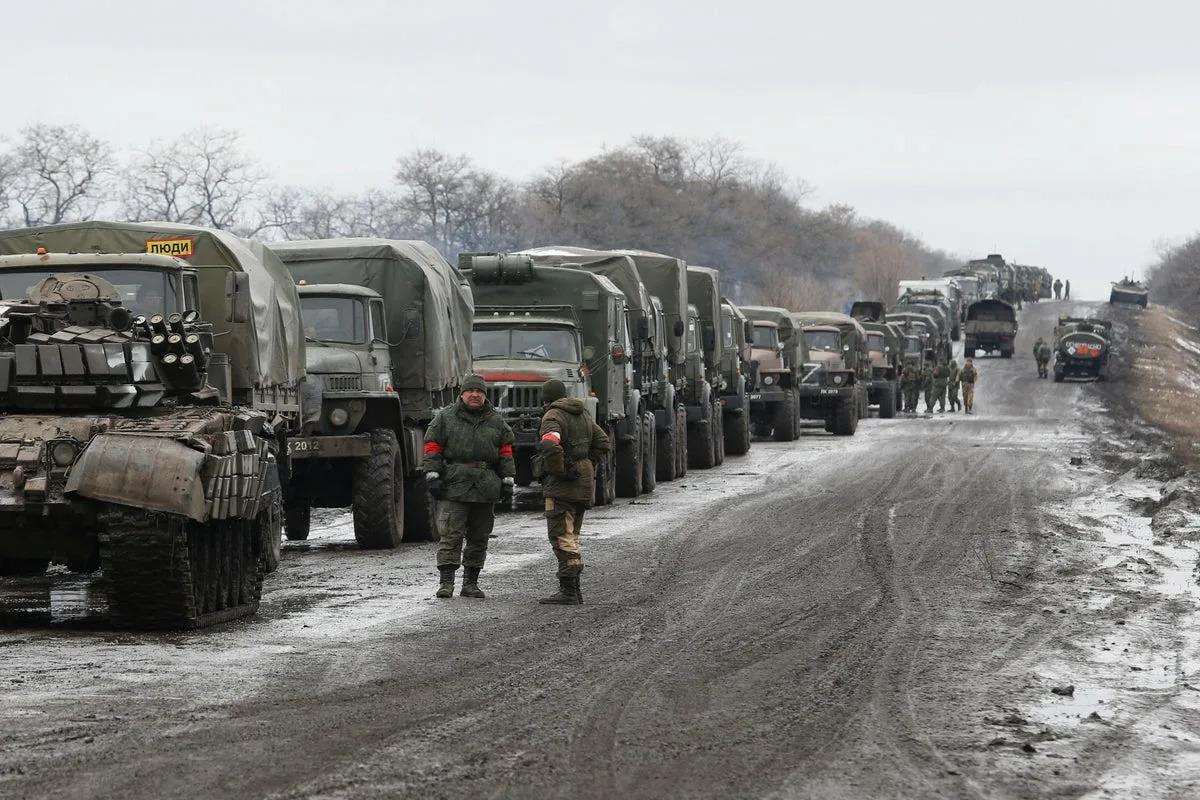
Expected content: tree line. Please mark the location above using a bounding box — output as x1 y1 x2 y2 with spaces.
0 124 957 308
1147 236 1200 314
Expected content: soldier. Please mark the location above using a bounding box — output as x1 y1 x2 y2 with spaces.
920 357 935 414
1053 278 1063 299
946 358 961 412
960 358 978 414
422 374 516 600
536 378 610 605
1034 337 1052 378
900 362 920 413
1064 279 1071 300
932 359 951 413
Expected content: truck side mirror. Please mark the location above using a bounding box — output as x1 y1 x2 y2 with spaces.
226 271 250 324
582 345 595 361
673 319 685 337
637 317 650 339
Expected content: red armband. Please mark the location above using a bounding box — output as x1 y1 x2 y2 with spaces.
499 444 513 458
423 441 443 455
540 431 561 444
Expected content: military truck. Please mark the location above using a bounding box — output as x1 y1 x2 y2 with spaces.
0 221 306 628
460 254 630 505
270 239 474 543
896 281 963 340
850 301 900 419
719 299 755 454
888 307 949 362
792 311 869 435
688 266 750 461
519 246 671 492
1053 316 1112 382
893 292 954 356
1110 278 1148 307
740 306 804 441
963 299 1017 358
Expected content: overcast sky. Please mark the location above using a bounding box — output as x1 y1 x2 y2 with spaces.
14 0 1200 299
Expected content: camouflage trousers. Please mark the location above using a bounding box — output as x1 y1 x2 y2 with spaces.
545 497 586 577
436 500 495 569
903 385 920 412
962 383 975 412
947 383 961 410
933 382 948 411
923 385 935 412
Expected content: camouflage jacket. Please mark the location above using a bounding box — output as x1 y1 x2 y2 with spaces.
422 399 516 504
947 366 961 386
960 364 978 384
900 366 919 387
918 365 934 389
932 364 951 385
538 398 610 507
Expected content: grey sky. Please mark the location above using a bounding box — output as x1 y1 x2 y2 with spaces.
15 0 1200 299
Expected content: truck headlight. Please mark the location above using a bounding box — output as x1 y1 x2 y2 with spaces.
763 375 775 386
329 408 349 427
833 374 845 385
51 441 78 466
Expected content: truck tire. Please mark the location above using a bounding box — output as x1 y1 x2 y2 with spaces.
1000 349 1013 359
772 390 797 442
878 384 897 418
283 486 310 542
403 473 435 542
751 419 772 438
352 429 404 549
713 401 726 466
687 412 716 470
833 397 858 436
261 466 283 573
641 411 657 493
655 412 677 483
595 426 617 506
724 407 752 455
1054 369 1064 383
616 414 644 498
675 407 688 478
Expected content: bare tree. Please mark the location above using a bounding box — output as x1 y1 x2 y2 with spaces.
8 124 112 226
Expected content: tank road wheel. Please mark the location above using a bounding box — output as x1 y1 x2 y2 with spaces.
101 515 264 630
772 390 798 442
655 412 677 483
352 429 404 549
675 406 689 478
640 411 657 493
595 426 618 506
0 557 50 576
724 406 751 456
616 414 644 498
833 396 858 436
403 472 436 542
878 384 897 419
688 407 716 470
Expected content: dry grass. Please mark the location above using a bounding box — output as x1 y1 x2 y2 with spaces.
1122 306 1200 465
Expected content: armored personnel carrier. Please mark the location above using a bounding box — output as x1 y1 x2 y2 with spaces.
0 221 304 628
1110 278 1149 307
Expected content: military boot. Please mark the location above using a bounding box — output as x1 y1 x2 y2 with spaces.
435 565 456 599
539 575 582 605
460 567 485 599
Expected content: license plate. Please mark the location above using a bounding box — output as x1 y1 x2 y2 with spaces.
748 393 763 401
819 388 841 395
288 439 320 454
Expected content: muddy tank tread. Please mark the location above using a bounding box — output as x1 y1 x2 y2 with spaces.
99 513 263 630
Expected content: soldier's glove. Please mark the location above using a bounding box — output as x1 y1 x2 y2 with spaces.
426 473 443 499
501 477 514 501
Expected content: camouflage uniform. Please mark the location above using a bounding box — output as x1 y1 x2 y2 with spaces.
422 376 516 598
946 360 961 411
920 363 935 413
900 364 920 412
932 362 951 412
1034 338 1052 378
537 380 610 605
960 361 978 413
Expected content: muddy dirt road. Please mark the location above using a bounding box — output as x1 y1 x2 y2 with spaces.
4 300 1200 799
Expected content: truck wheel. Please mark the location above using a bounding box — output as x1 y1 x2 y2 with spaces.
0 557 49 576
833 397 858 436
772 390 797 442
724 407 752 455
878 384 897 419
261 468 283 574
687 412 716 470
595 427 617 506
403 473 435 542
655 412 677 483
1054 370 1065 383
951 324 961 342
1000 349 1013 359
712 401 725 466
641 411 657 493
352 429 404 549
675 407 688 478
283 486 311 541
616 414 644 498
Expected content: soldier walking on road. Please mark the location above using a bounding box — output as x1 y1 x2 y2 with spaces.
1034 337 1052 379
946 359 961 412
1064 279 1071 300
960 358 979 414
900 362 920 413
932 360 951 413
1053 278 1063 299
920 357 936 414
537 379 610 605
422 374 516 600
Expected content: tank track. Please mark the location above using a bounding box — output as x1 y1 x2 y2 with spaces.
99 509 265 630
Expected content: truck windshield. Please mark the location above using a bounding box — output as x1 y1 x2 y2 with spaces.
805 330 840 352
473 325 579 362
751 325 778 348
0 267 184 315
866 333 886 352
904 336 922 353
301 296 366 344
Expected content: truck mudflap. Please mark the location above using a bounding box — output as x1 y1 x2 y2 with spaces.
287 434 371 460
66 434 208 522
721 393 745 410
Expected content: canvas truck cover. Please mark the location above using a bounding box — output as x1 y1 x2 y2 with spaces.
611 249 688 365
686 266 722 335
740 305 809 366
270 239 473 394
0 220 304 388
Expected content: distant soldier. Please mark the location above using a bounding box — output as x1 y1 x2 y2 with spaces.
960 358 979 414
536 378 611 605
1053 278 1063 299
1064 279 1071 300
932 360 951 413
1034 337 1053 378
946 359 961 412
920 359 935 413
900 362 920 413
423 374 516 600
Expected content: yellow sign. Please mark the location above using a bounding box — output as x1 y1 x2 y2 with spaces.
145 237 194 259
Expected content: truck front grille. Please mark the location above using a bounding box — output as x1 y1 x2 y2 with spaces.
487 384 542 412
324 375 363 392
